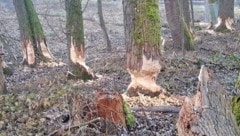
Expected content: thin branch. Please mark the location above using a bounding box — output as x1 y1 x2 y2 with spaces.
82 0 90 13
48 117 101 136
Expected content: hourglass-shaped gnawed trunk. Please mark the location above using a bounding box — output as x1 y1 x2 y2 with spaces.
123 0 165 97
65 0 94 80
215 0 234 31
13 0 54 67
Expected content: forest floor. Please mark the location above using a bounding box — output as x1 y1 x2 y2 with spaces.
0 0 240 136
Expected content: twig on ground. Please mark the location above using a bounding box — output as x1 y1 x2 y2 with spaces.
48 117 101 136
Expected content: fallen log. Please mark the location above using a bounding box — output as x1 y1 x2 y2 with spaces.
131 105 180 113
177 65 240 136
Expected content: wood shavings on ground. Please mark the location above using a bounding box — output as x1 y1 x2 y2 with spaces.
122 92 183 107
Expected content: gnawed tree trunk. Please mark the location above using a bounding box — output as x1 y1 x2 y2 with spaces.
164 0 194 50
66 0 94 80
177 66 240 136
97 0 111 52
123 0 165 97
13 0 54 67
0 51 7 94
215 0 234 31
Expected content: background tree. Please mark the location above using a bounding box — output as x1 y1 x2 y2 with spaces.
190 0 194 27
13 0 55 67
215 0 234 31
0 51 6 94
97 0 111 52
183 0 191 27
123 0 165 97
164 0 194 51
66 0 94 80
207 0 219 27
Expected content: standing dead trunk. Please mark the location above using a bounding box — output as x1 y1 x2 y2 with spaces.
123 0 166 97
13 0 54 67
215 0 234 31
97 0 111 52
66 0 94 80
164 0 194 50
177 66 240 136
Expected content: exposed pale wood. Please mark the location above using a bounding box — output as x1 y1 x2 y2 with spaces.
215 0 234 31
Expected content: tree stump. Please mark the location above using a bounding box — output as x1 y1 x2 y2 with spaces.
177 66 240 136
96 92 126 127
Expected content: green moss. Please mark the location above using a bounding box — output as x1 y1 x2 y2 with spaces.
183 19 195 50
133 0 162 57
236 73 240 89
66 0 85 47
68 64 93 81
24 0 44 39
231 96 240 127
3 67 13 76
123 102 136 129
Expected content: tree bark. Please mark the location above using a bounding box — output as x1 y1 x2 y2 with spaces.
66 0 94 80
123 0 165 97
209 0 218 24
177 66 240 136
164 0 194 50
215 0 234 31
0 52 6 94
182 0 191 27
190 0 194 27
97 0 111 52
13 0 54 67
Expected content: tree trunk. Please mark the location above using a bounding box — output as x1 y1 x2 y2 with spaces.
190 0 194 27
215 0 234 31
205 0 219 29
164 0 194 50
0 51 6 94
123 0 165 97
66 0 94 80
182 0 191 27
97 0 111 52
13 0 54 67
177 66 240 136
